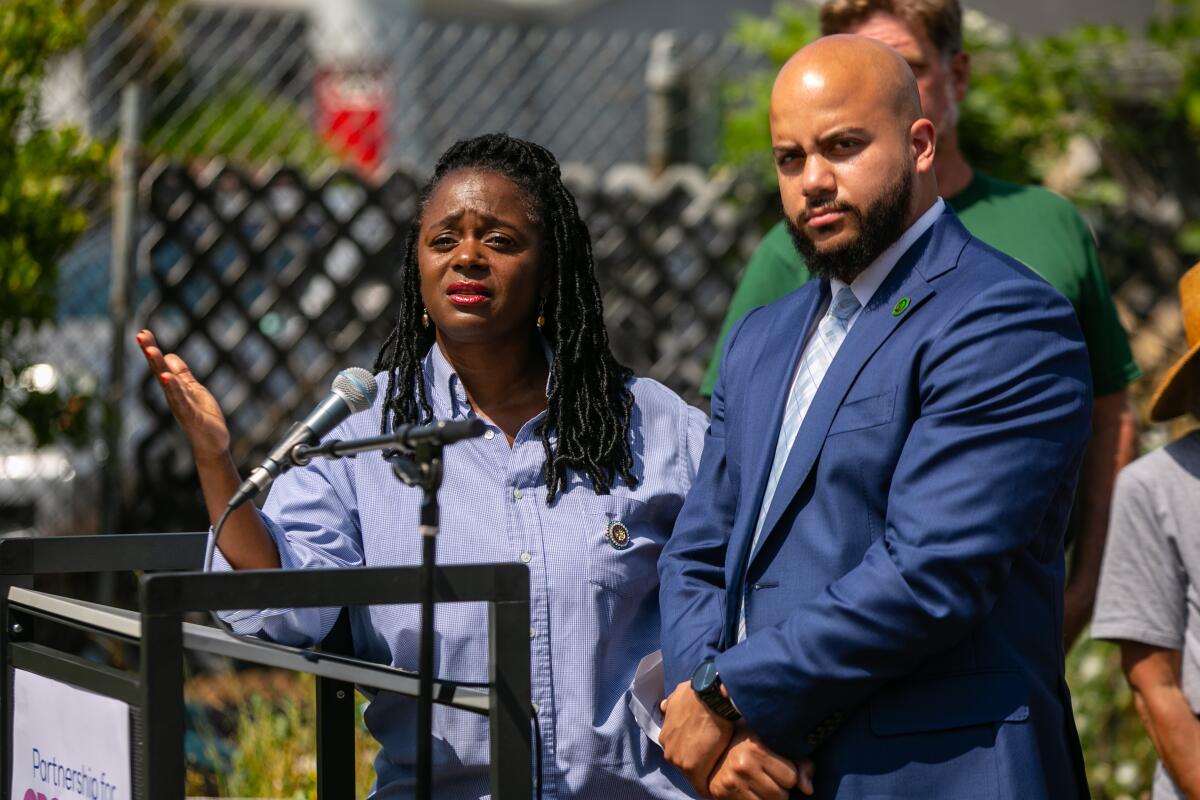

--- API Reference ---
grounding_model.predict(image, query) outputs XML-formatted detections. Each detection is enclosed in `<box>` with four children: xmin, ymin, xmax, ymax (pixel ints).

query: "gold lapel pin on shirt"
<box><xmin>606</xmin><ymin>519</ymin><xmax>632</xmax><ymax>550</ymax></box>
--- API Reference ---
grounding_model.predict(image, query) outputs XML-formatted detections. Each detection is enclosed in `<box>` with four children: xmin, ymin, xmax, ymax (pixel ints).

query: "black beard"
<box><xmin>785</xmin><ymin>167</ymin><xmax>913</xmax><ymax>285</ymax></box>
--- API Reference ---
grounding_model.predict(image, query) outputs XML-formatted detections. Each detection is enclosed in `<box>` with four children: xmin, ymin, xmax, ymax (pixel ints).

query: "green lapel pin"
<box><xmin>892</xmin><ymin>297</ymin><xmax>910</xmax><ymax>317</ymax></box>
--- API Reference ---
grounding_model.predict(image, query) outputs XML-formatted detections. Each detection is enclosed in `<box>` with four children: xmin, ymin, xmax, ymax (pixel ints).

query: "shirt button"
<box><xmin>512</xmin><ymin>488</ymin><xmax>523</xmax><ymax>500</ymax></box>
<box><xmin>484</xmin><ymin>430</ymin><xmax>496</xmax><ymax>440</ymax></box>
<box><xmin>529</xmin><ymin>627</ymin><xmax>536</xmax><ymax>639</ymax></box>
<box><xmin>520</xmin><ymin>551</ymin><xmax>532</xmax><ymax>563</ymax></box>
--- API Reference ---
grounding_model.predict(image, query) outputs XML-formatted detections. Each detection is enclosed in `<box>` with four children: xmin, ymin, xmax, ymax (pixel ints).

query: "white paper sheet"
<box><xmin>628</xmin><ymin>648</ymin><xmax>666</xmax><ymax>746</ymax></box>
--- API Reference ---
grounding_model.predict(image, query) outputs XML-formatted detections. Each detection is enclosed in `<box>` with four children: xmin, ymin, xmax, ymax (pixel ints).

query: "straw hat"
<box><xmin>1148</xmin><ymin>262</ymin><xmax>1200</xmax><ymax>422</ymax></box>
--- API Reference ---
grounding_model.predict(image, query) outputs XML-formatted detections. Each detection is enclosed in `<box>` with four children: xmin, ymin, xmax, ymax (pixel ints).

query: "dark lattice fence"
<box><xmin>132</xmin><ymin>161</ymin><xmax>777</xmax><ymax>530</ymax></box>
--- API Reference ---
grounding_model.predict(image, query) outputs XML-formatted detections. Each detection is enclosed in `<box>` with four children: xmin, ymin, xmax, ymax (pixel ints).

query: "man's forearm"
<box><xmin>1064</xmin><ymin>391</ymin><xmax>1137</xmax><ymax>647</ymax></box>
<box><xmin>1123</xmin><ymin>645</ymin><xmax>1200</xmax><ymax>796</ymax></box>
<box><xmin>1133</xmin><ymin>685</ymin><xmax>1200</xmax><ymax>796</ymax></box>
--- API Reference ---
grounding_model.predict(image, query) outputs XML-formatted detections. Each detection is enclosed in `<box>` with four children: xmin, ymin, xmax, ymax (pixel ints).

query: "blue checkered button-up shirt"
<box><xmin>213</xmin><ymin>344</ymin><xmax>706</xmax><ymax>799</ymax></box>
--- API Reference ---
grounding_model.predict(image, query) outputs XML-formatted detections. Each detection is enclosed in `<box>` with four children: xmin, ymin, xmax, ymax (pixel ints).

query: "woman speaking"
<box><xmin>138</xmin><ymin>134</ymin><xmax>705</xmax><ymax>798</ymax></box>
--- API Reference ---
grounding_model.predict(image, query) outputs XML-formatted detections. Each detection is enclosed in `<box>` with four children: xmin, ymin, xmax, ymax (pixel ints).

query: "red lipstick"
<box><xmin>447</xmin><ymin>280</ymin><xmax>492</xmax><ymax>306</ymax></box>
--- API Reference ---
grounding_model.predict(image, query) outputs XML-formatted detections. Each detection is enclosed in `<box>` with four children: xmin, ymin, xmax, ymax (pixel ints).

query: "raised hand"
<box><xmin>136</xmin><ymin>329</ymin><xmax>229</xmax><ymax>462</ymax></box>
<box><xmin>707</xmin><ymin>729</ymin><xmax>814</xmax><ymax>800</ymax></box>
<box><xmin>136</xmin><ymin>329</ymin><xmax>280</xmax><ymax>569</ymax></box>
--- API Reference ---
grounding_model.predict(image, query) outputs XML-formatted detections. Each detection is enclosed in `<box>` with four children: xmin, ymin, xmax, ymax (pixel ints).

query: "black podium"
<box><xmin>0</xmin><ymin>533</ymin><xmax>532</xmax><ymax>799</ymax></box>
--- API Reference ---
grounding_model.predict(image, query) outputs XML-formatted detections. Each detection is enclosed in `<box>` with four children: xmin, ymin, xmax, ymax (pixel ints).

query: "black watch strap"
<box><xmin>691</xmin><ymin>659</ymin><xmax>742</xmax><ymax>721</ymax></box>
<box><xmin>701</xmin><ymin>688</ymin><xmax>741</xmax><ymax>721</ymax></box>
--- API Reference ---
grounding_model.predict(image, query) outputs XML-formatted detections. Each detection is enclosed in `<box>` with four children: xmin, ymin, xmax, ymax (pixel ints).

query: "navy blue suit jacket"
<box><xmin>659</xmin><ymin>209</ymin><xmax>1093</xmax><ymax>798</ymax></box>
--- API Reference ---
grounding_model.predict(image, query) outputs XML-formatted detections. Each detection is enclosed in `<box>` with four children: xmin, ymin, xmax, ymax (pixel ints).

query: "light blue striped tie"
<box><xmin>737</xmin><ymin>286</ymin><xmax>861</xmax><ymax>642</ymax></box>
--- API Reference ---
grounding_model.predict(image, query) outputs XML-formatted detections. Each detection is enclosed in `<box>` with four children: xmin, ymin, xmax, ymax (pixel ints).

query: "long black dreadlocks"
<box><xmin>373</xmin><ymin>133</ymin><xmax>637</xmax><ymax>503</ymax></box>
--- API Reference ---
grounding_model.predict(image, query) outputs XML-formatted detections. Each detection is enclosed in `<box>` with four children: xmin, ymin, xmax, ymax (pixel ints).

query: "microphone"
<box><xmin>391</xmin><ymin>418</ymin><xmax>487</xmax><ymax>449</ymax></box>
<box><xmin>226</xmin><ymin>367</ymin><xmax>378</xmax><ymax>510</ymax></box>
<box><xmin>290</xmin><ymin>418</ymin><xmax>488</xmax><ymax>465</ymax></box>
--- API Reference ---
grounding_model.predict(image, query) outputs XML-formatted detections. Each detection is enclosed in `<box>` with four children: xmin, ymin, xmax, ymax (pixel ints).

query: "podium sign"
<box><xmin>8</xmin><ymin>670</ymin><xmax>130</xmax><ymax>800</ymax></box>
<box><xmin>1</xmin><ymin>534</ymin><xmax>530</xmax><ymax>799</ymax></box>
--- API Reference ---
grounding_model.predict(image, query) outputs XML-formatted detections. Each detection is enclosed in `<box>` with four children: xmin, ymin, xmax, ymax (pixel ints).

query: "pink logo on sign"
<box><xmin>24</xmin><ymin>789</ymin><xmax>56</xmax><ymax>800</ymax></box>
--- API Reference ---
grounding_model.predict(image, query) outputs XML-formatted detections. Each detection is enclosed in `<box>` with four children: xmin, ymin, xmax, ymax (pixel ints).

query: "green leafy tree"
<box><xmin>720</xmin><ymin>2</ymin><xmax>1200</xmax><ymax>219</ymax></box>
<box><xmin>0</xmin><ymin>0</ymin><xmax>107</xmax><ymax>445</ymax></box>
<box><xmin>1</xmin><ymin>0</ymin><xmax>328</xmax><ymax>448</ymax></box>
<box><xmin>718</xmin><ymin>3</ymin><xmax>1125</xmax><ymax>188</ymax></box>
<box><xmin>719</xmin><ymin>4</ymin><xmax>820</xmax><ymax>178</ymax></box>
<box><xmin>0</xmin><ymin>0</ymin><xmax>106</xmax><ymax>349</ymax></box>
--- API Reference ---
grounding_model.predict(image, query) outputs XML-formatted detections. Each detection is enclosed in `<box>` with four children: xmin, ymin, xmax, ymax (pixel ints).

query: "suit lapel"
<box><xmin>722</xmin><ymin>284</ymin><xmax>827</xmax><ymax>623</ymax></box>
<box><xmin>747</xmin><ymin>213</ymin><xmax>966</xmax><ymax>567</ymax></box>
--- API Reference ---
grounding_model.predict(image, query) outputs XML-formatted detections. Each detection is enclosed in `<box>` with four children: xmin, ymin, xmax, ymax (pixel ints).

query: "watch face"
<box><xmin>691</xmin><ymin>660</ymin><xmax>718</xmax><ymax>693</ymax></box>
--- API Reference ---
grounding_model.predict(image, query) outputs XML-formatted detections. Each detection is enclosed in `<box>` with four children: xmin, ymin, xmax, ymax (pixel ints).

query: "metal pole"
<box><xmin>489</xmin><ymin>590</ymin><xmax>532</xmax><ymax>799</ymax></box>
<box><xmin>645</xmin><ymin>31</ymin><xmax>688</xmax><ymax>175</ymax></box>
<box><xmin>141</xmin><ymin>611</ymin><xmax>184</xmax><ymax>799</ymax></box>
<box><xmin>102</xmin><ymin>83</ymin><xmax>144</xmax><ymax>544</ymax></box>
<box><xmin>417</xmin><ymin>475</ymin><xmax>439</xmax><ymax>800</ymax></box>
<box><xmin>390</xmin><ymin>442</ymin><xmax>448</xmax><ymax>800</ymax></box>
<box><xmin>315</xmin><ymin>610</ymin><xmax>357</xmax><ymax>799</ymax></box>
<box><xmin>2</xmin><ymin>578</ymin><xmax>33</xmax><ymax>800</ymax></box>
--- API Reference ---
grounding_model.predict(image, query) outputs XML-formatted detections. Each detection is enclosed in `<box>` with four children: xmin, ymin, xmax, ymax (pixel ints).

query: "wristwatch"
<box><xmin>690</xmin><ymin>659</ymin><xmax>741</xmax><ymax>721</ymax></box>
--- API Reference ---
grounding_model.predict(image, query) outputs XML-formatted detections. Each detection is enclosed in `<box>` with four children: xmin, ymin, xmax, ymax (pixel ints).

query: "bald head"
<box><xmin>767</xmin><ymin>33</ymin><xmax>938</xmax><ymax>284</ymax></box>
<box><xmin>773</xmin><ymin>34</ymin><xmax>923</xmax><ymax>127</ymax></box>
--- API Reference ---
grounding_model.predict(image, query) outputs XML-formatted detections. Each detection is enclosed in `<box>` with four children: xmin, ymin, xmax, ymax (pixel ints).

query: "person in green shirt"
<box><xmin>705</xmin><ymin>0</ymin><xmax>1140</xmax><ymax>650</ymax></box>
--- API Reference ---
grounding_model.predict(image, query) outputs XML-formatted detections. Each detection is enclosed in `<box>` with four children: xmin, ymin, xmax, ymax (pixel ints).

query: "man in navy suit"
<box><xmin>658</xmin><ymin>35</ymin><xmax>1093</xmax><ymax>799</ymax></box>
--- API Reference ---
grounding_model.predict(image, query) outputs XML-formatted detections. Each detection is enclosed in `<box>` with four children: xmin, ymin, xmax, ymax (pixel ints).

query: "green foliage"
<box><xmin>721</xmin><ymin>4</ymin><xmax>820</xmax><ymax>181</ymax></box>
<box><xmin>1149</xmin><ymin>0</ymin><xmax>1200</xmax><ymax>135</ymax></box>
<box><xmin>77</xmin><ymin>1</ymin><xmax>331</xmax><ymax>169</ymax></box>
<box><xmin>186</xmin><ymin>671</ymin><xmax>379</xmax><ymax>799</ymax></box>
<box><xmin>147</xmin><ymin>83</ymin><xmax>331</xmax><ymax>170</ymax></box>
<box><xmin>0</xmin><ymin>0</ymin><xmax>107</xmax><ymax>448</ymax></box>
<box><xmin>721</xmin><ymin>1</ymin><xmax>1200</xmax><ymax>224</ymax></box>
<box><xmin>955</xmin><ymin>20</ymin><xmax>1124</xmax><ymax>186</ymax></box>
<box><xmin>0</xmin><ymin>0</ymin><xmax>107</xmax><ymax>354</ymax></box>
<box><xmin>1</xmin><ymin>0</ymin><xmax>328</xmax><ymax>448</ymax></box>
<box><xmin>721</xmin><ymin>2</ymin><xmax>1109</xmax><ymax>185</ymax></box>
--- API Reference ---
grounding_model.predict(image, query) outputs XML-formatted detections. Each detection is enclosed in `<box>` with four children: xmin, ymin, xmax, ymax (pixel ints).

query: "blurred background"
<box><xmin>2</xmin><ymin>0</ymin><xmax>1197</xmax><ymax>796</ymax></box>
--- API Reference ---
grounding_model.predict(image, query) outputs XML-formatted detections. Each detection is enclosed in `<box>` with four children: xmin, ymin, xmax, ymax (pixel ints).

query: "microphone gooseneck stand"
<box><xmin>387</xmin><ymin>440</ymin><xmax>443</xmax><ymax>800</ymax></box>
<box><xmin>207</xmin><ymin>418</ymin><xmax>486</xmax><ymax>800</ymax></box>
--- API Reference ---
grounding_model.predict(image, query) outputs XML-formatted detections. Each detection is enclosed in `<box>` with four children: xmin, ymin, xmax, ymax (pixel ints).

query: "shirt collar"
<box><xmin>423</xmin><ymin>337</ymin><xmax>555</xmax><ymax>420</ymax></box>
<box><xmin>425</xmin><ymin>341</ymin><xmax>469</xmax><ymax>418</ymax></box>
<box><xmin>829</xmin><ymin>197</ymin><xmax>946</xmax><ymax>308</ymax></box>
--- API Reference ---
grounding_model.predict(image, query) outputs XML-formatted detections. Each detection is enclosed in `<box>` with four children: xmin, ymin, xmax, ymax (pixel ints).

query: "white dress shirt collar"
<box><xmin>828</xmin><ymin>197</ymin><xmax>946</xmax><ymax>326</ymax></box>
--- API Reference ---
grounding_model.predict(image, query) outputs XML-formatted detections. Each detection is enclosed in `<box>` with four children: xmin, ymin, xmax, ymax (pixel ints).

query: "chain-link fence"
<box><xmin>72</xmin><ymin>0</ymin><xmax>743</xmax><ymax>169</ymax></box>
<box><xmin>6</xmin><ymin>0</ymin><xmax>1192</xmax><ymax>538</ymax></box>
<box><xmin>8</xmin><ymin>0</ymin><xmax>764</xmax><ymax>535</ymax></box>
<box><xmin>131</xmin><ymin>160</ymin><xmax>775</xmax><ymax>529</ymax></box>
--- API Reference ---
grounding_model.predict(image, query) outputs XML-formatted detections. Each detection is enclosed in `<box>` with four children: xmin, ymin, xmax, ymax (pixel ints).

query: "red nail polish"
<box><xmin>159</xmin><ymin>374</ymin><xmax>169</xmax><ymax>385</ymax></box>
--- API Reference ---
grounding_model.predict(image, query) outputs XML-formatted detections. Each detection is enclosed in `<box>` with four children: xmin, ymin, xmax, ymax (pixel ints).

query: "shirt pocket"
<box><xmin>586</xmin><ymin>494</ymin><xmax>662</xmax><ymax>597</ymax></box>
